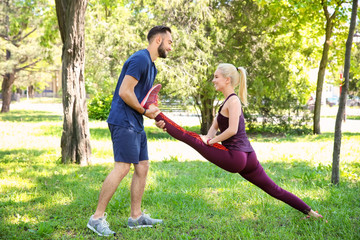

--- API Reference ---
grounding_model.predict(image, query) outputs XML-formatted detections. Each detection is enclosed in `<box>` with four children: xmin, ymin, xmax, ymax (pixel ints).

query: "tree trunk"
<box><xmin>332</xmin><ymin>0</ymin><xmax>358</xmax><ymax>185</ymax></box>
<box><xmin>200</xmin><ymin>95</ymin><xmax>214</xmax><ymax>135</ymax></box>
<box><xmin>1</xmin><ymin>8</ymin><xmax>13</xmax><ymax>113</ymax></box>
<box><xmin>1</xmin><ymin>72</ymin><xmax>15</xmax><ymax>113</ymax></box>
<box><xmin>55</xmin><ymin>0</ymin><xmax>91</xmax><ymax>165</ymax></box>
<box><xmin>28</xmin><ymin>85</ymin><xmax>35</xmax><ymax>98</ymax></box>
<box><xmin>313</xmin><ymin>13</ymin><xmax>334</xmax><ymax>134</ymax></box>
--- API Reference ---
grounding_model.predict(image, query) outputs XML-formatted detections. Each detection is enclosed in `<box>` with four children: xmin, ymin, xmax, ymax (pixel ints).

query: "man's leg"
<box><xmin>130</xmin><ymin>160</ymin><xmax>149</xmax><ymax>219</ymax></box>
<box><xmin>93</xmin><ymin>162</ymin><xmax>131</xmax><ymax>219</ymax></box>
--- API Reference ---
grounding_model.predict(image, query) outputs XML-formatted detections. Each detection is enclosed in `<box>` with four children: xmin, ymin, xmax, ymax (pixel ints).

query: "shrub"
<box><xmin>88</xmin><ymin>94</ymin><xmax>113</xmax><ymax>120</ymax></box>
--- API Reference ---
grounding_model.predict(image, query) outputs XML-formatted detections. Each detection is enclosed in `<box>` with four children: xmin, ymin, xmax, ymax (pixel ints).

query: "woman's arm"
<box><xmin>207</xmin><ymin>97</ymin><xmax>241</xmax><ymax>145</ymax></box>
<box><xmin>206</xmin><ymin>117</ymin><xmax>219</xmax><ymax>138</ymax></box>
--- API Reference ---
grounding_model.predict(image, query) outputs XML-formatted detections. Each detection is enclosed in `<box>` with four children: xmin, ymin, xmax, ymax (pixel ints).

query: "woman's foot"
<box><xmin>304</xmin><ymin>210</ymin><xmax>327</xmax><ymax>222</ymax></box>
<box><xmin>141</xmin><ymin>84</ymin><xmax>161</xmax><ymax>108</ymax></box>
<box><xmin>308</xmin><ymin>210</ymin><xmax>323</xmax><ymax>218</ymax></box>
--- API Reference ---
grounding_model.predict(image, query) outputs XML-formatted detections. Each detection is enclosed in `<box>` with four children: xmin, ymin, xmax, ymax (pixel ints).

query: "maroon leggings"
<box><xmin>155</xmin><ymin>113</ymin><xmax>311</xmax><ymax>214</ymax></box>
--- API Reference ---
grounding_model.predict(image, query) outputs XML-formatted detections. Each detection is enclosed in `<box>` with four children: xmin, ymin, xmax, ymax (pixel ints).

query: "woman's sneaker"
<box><xmin>128</xmin><ymin>213</ymin><xmax>163</xmax><ymax>228</ymax></box>
<box><xmin>141</xmin><ymin>84</ymin><xmax>162</xmax><ymax>109</ymax></box>
<box><xmin>87</xmin><ymin>213</ymin><xmax>116</xmax><ymax>236</ymax></box>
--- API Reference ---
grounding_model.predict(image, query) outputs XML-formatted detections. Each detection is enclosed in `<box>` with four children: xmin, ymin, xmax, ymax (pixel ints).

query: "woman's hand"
<box><xmin>200</xmin><ymin>135</ymin><xmax>212</xmax><ymax>145</ymax></box>
<box><xmin>155</xmin><ymin>120</ymin><xmax>167</xmax><ymax>132</ymax></box>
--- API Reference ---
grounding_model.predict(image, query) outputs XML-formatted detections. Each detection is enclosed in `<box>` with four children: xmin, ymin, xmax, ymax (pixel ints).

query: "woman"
<box><xmin>145</xmin><ymin>63</ymin><xmax>322</xmax><ymax>218</ymax></box>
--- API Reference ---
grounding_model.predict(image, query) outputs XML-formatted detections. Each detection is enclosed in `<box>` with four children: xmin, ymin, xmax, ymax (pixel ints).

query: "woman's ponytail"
<box><xmin>237</xmin><ymin>67</ymin><xmax>248</xmax><ymax>106</ymax></box>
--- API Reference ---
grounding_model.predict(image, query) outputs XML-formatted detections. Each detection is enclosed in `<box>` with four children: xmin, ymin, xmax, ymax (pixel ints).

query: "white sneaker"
<box><xmin>87</xmin><ymin>213</ymin><xmax>116</xmax><ymax>236</ymax></box>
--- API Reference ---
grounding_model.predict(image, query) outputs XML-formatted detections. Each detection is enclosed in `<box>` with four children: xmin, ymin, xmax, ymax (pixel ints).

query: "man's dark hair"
<box><xmin>147</xmin><ymin>26</ymin><xmax>171</xmax><ymax>42</ymax></box>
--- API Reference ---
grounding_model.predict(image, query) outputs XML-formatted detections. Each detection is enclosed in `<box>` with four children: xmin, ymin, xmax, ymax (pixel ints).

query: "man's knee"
<box><xmin>114</xmin><ymin>162</ymin><xmax>131</xmax><ymax>176</ymax></box>
<box><xmin>134</xmin><ymin>160</ymin><xmax>149</xmax><ymax>177</ymax></box>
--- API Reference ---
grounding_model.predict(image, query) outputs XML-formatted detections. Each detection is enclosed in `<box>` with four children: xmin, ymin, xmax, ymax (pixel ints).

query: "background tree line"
<box><xmin>84</xmin><ymin>0</ymin><xmax>359</xmax><ymax>134</ymax></box>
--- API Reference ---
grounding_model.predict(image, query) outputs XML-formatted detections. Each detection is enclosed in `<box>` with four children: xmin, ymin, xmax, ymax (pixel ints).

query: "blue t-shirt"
<box><xmin>107</xmin><ymin>49</ymin><xmax>157</xmax><ymax>132</ymax></box>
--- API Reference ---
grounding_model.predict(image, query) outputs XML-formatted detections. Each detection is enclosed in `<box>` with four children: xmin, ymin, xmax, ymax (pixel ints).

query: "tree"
<box><xmin>55</xmin><ymin>0</ymin><xmax>91</xmax><ymax>165</ymax></box>
<box><xmin>313</xmin><ymin>0</ymin><xmax>348</xmax><ymax>134</ymax></box>
<box><xmin>0</xmin><ymin>0</ymin><xmax>45</xmax><ymax>112</ymax></box>
<box><xmin>332</xmin><ymin>0</ymin><xmax>358</xmax><ymax>185</ymax></box>
<box><xmin>85</xmin><ymin>1</ymin><xmax>144</xmax><ymax>96</ymax></box>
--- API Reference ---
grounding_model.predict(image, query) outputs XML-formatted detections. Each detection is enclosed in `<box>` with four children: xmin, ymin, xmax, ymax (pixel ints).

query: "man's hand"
<box><xmin>155</xmin><ymin>120</ymin><xmax>167</xmax><ymax>132</ymax></box>
<box><xmin>144</xmin><ymin>106</ymin><xmax>159</xmax><ymax>119</ymax></box>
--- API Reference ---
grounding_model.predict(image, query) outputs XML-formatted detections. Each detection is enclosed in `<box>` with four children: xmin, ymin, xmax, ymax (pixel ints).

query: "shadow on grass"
<box><xmin>0</xmin><ymin>148</ymin><xmax>48</xmax><ymax>164</ymax></box>
<box><xmin>0</xmin><ymin>110</ymin><xmax>62</xmax><ymax>122</ymax></box>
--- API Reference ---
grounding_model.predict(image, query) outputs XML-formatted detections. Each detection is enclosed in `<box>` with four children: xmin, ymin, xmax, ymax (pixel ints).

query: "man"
<box><xmin>87</xmin><ymin>26</ymin><xmax>173</xmax><ymax>237</ymax></box>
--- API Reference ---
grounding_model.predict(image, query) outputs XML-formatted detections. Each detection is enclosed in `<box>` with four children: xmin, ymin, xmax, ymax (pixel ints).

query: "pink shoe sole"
<box><xmin>141</xmin><ymin>84</ymin><xmax>162</xmax><ymax>109</ymax></box>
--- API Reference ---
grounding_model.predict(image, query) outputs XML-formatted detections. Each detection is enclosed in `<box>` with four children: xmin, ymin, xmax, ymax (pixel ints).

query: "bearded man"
<box><xmin>87</xmin><ymin>26</ymin><xmax>173</xmax><ymax>237</ymax></box>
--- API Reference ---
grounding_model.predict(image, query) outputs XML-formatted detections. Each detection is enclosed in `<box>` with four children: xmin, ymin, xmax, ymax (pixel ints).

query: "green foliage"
<box><xmin>349</xmin><ymin>42</ymin><xmax>360</xmax><ymax>96</ymax></box>
<box><xmin>81</xmin><ymin>0</ymin><xmax>354</xmax><ymax>133</ymax></box>
<box><xmin>87</xmin><ymin>93</ymin><xmax>113</xmax><ymax>120</ymax></box>
<box><xmin>85</xmin><ymin>1</ymin><xmax>145</xmax><ymax>95</ymax></box>
<box><xmin>247</xmin><ymin>122</ymin><xmax>312</xmax><ymax>136</ymax></box>
<box><xmin>0</xmin><ymin>0</ymin><xmax>61</xmax><ymax>96</ymax></box>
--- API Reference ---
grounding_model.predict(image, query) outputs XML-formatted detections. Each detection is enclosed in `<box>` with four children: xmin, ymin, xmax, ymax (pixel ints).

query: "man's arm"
<box><xmin>119</xmin><ymin>75</ymin><xmax>158</xmax><ymax>119</ymax></box>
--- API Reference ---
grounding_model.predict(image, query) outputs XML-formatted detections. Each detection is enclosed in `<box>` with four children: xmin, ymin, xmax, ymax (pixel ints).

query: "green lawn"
<box><xmin>0</xmin><ymin>109</ymin><xmax>359</xmax><ymax>239</ymax></box>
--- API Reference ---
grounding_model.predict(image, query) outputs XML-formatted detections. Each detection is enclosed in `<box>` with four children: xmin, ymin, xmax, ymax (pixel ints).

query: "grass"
<box><xmin>0</xmin><ymin>107</ymin><xmax>360</xmax><ymax>239</ymax></box>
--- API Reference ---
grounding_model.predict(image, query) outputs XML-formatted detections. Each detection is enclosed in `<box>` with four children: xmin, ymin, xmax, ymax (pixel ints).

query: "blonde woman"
<box><xmin>144</xmin><ymin>63</ymin><xmax>322</xmax><ymax>219</ymax></box>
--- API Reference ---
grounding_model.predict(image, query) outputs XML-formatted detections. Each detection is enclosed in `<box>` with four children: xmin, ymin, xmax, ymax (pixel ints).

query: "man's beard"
<box><xmin>158</xmin><ymin>41</ymin><xmax>167</xmax><ymax>58</ymax></box>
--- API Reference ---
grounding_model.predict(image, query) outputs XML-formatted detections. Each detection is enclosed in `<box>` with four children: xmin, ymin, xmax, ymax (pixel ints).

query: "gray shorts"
<box><xmin>108</xmin><ymin>124</ymin><xmax>148</xmax><ymax>164</ymax></box>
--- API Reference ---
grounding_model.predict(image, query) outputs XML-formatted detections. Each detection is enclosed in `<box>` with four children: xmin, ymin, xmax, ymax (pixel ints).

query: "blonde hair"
<box><xmin>217</xmin><ymin>63</ymin><xmax>248</xmax><ymax>106</ymax></box>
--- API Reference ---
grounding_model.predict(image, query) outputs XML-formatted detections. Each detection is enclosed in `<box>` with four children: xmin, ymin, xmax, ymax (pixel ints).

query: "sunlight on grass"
<box><xmin>0</xmin><ymin>177</ymin><xmax>35</xmax><ymax>193</ymax></box>
<box><xmin>50</xmin><ymin>191</ymin><xmax>74</xmax><ymax>206</ymax></box>
<box><xmin>7</xmin><ymin>213</ymin><xmax>37</xmax><ymax>225</ymax></box>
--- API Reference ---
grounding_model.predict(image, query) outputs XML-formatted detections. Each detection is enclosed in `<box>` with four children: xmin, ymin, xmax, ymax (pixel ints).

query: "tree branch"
<box><xmin>0</xmin><ymin>33</ymin><xmax>10</xmax><ymax>40</ymax></box>
<box><xmin>15</xmin><ymin>59</ymin><xmax>41</xmax><ymax>72</ymax></box>
<box><xmin>16</xmin><ymin>28</ymin><xmax>37</xmax><ymax>42</ymax></box>
<box><xmin>12</xmin><ymin>30</ymin><xmax>23</xmax><ymax>42</ymax></box>
<box><xmin>322</xmin><ymin>0</ymin><xmax>330</xmax><ymax>21</ymax></box>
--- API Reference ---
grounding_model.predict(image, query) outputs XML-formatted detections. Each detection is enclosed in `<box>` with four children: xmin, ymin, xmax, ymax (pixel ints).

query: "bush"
<box><xmin>87</xmin><ymin>94</ymin><xmax>113</xmax><ymax>120</ymax></box>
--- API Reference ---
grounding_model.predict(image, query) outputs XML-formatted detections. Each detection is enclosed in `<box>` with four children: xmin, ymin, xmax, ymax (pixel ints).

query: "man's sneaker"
<box><xmin>128</xmin><ymin>213</ymin><xmax>163</xmax><ymax>229</ymax></box>
<box><xmin>87</xmin><ymin>213</ymin><xmax>116</xmax><ymax>237</ymax></box>
<box><xmin>140</xmin><ymin>84</ymin><xmax>162</xmax><ymax>109</ymax></box>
